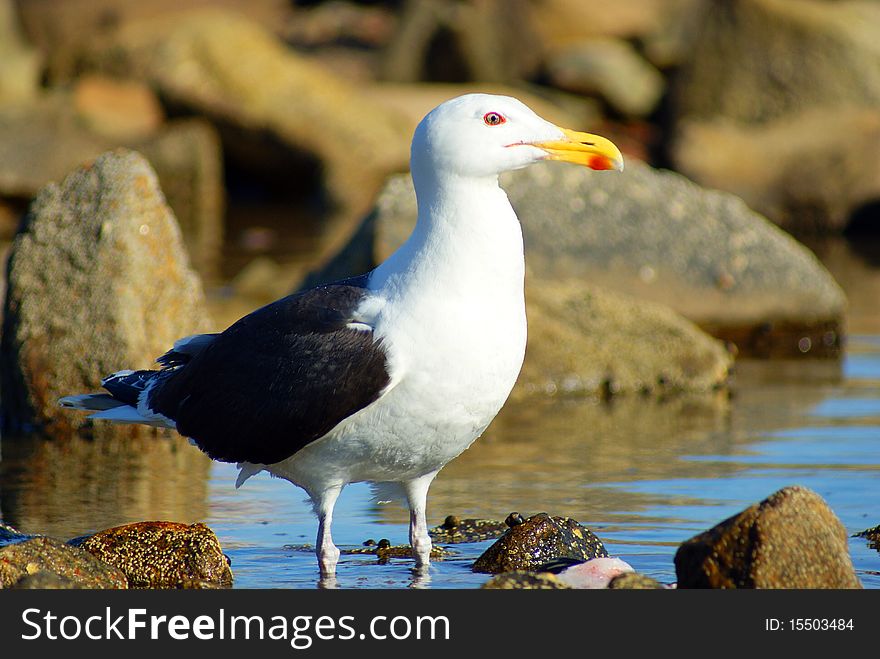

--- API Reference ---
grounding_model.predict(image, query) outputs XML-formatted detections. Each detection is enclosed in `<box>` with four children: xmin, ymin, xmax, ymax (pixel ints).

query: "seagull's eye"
<box><xmin>483</xmin><ymin>112</ymin><xmax>506</xmax><ymax>126</ymax></box>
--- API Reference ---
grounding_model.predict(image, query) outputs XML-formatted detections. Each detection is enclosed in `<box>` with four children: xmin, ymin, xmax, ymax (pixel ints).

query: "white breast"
<box><xmin>269</xmin><ymin>175</ymin><xmax>527</xmax><ymax>492</ymax></box>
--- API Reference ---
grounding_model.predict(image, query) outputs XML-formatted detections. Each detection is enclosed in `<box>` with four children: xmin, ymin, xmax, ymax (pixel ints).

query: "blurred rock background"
<box><xmin>1</xmin><ymin>0</ymin><xmax>878</xmax><ymax>416</ymax></box>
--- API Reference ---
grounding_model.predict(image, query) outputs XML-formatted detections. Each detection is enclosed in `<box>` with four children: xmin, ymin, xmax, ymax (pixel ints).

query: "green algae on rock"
<box><xmin>481</xmin><ymin>570</ymin><xmax>570</xmax><ymax>589</ymax></box>
<box><xmin>0</xmin><ymin>536</ymin><xmax>128</xmax><ymax>589</ymax></box>
<box><xmin>473</xmin><ymin>513</ymin><xmax>607</xmax><ymax>574</ymax></box>
<box><xmin>428</xmin><ymin>515</ymin><xmax>509</xmax><ymax>544</ymax></box>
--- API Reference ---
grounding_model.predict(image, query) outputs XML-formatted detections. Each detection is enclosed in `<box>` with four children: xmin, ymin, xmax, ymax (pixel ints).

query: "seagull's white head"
<box><xmin>410</xmin><ymin>93</ymin><xmax>624</xmax><ymax>182</ymax></box>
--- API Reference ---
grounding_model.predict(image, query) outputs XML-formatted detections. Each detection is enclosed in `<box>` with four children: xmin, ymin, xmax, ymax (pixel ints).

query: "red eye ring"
<box><xmin>483</xmin><ymin>112</ymin><xmax>506</xmax><ymax>126</ymax></box>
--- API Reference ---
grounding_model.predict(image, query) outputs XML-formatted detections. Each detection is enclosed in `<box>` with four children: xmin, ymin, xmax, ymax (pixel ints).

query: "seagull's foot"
<box><xmin>317</xmin><ymin>541</ymin><xmax>340</xmax><ymax>578</ymax></box>
<box><xmin>410</xmin><ymin>532</ymin><xmax>432</xmax><ymax>569</ymax></box>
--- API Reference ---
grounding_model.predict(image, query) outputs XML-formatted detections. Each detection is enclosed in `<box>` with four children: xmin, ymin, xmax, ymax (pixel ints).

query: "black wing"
<box><xmin>149</xmin><ymin>280</ymin><xmax>390</xmax><ymax>465</ymax></box>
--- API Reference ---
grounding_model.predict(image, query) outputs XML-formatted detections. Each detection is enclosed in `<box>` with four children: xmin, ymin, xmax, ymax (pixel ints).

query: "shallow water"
<box><xmin>1</xmin><ymin>238</ymin><xmax>879</xmax><ymax>588</ymax></box>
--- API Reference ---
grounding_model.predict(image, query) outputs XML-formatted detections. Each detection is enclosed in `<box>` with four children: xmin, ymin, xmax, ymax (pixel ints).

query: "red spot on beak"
<box><xmin>589</xmin><ymin>155</ymin><xmax>612</xmax><ymax>171</ymax></box>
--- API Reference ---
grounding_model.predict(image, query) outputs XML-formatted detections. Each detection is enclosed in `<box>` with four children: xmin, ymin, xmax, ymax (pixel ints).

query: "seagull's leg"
<box><xmin>403</xmin><ymin>471</ymin><xmax>438</xmax><ymax>569</ymax></box>
<box><xmin>313</xmin><ymin>484</ymin><xmax>343</xmax><ymax>577</ymax></box>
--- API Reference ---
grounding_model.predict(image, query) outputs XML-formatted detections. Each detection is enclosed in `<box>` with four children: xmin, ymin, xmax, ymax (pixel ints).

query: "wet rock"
<box><xmin>0</xmin><ymin>94</ymin><xmax>224</xmax><ymax>276</ymax></box>
<box><xmin>0</xmin><ymin>536</ymin><xmax>128</xmax><ymax>588</ymax></box>
<box><xmin>854</xmin><ymin>524</ymin><xmax>880</xmax><ymax>551</ymax></box>
<box><xmin>673</xmin><ymin>107</ymin><xmax>880</xmax><ymax>234</ymax></box>
<box><xmin>343</xmin><ymin>539</ymin><xmax>451</xmax><ymax>562</ymax></box>
<box><xmin>82</xmin><ymin>8</ymin><xmax>411</xmax><ymax>221</ymax></box>
<box><xmin>481</xmin><ymin>571</ymin><xmax>570</xmax><ymax>589</ymax></box>
<box><xmin>671</xmin><ymin>0</ymin><xmax>880</xmax><ymax>125</ymax></box>
<box><xmin>10</xmin><ymin>570</ymin><xmax>79</xmax><ymax>589</ymax></box>
<box><xmin>473</xmin><ymin>513</ymin><xmax>608</xmax><ymax>574</ymax></box>
<box><xmin>675</xmin><ymin>485</ymin><xmax>862</xmax><ymax>589</ymax></box>
<box><xmin>76</xmin><ymin>521</ymin><xmax>232</xmax><ymax>589</ymax></box>
<box><xmin>546</xmin><ymin>38</ymin><xmax>664</xmax><ymax>117</ymax></box>
<box><xmin>0</xmin><ymin>0</ymin><xmax>41</xmax><ymax>104</ymax></box>
<box><xmin>608</xmin><ymin>572</ymin><xmax>667</xmax><ymax>589</ymax></box>
<box><xmin>0</xmin><ymin>522</ymin><xmax>32</xmax><ymax>546</ymax></box>
<box><xmin>1</xmin><ymin>149</ymin><xmax>211</xmax><ymax>436</ymax></box>
<box><xmin>428</xmin><ymin>515</ymin><xmax>509</xmax><ymax>544</ymax></box>
<box><xmin>322</xmin><ymin>161</ymin><xmax>844</xmax><ymax>360</ymax></box>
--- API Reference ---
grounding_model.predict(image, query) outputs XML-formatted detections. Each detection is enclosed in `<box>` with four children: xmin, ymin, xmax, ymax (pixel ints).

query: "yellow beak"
<box><xmin>531</xmin><ymin>127</ymin><xmax>624</xmax><ymax>172</ymax></box>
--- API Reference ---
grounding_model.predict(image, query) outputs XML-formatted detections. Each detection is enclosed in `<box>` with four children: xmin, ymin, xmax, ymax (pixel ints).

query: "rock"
<box><xmin>0</xmin><ymin>0</ymin><xmax>41</xmax><ymax>104</ymax></box>
<box><xmin>520</xmin><ymin>281</ymin><xmax>730</xmax><ymax>398</ymax></box>
<box><xmin>0</xmin><ymin>536</ymin><xmax>128</xmax><ymax>588</ymax></box>
<box><xmin>481</xmin><ymin>571</ymin><xmax>570</xmax><ymax>589</ymax></box>
<box><xmin>73</xmin><ymin>74</ymin><xmax>164</xmax><ymax>141</ymax></box>
<box><xmin>671</xmin><ymin>0</ymin><xmax>880</xmax><ymax>125</ymax></box>
<box><xmin>0</xmin><ymin>522</ymin><xmax>31</xmax><ymax>546</ymax></box>
<box><xmin>380</xmin><ymin>0</ymin><xmax>541</xmax><ymax>84</ymax></box>
<box><xmin>854</xmin><ymin>524</ymin><xmax>879</xmax><ymax>551</ymax></box>
<box><xmin>673</xmin><ymin>107</ymin><xmax>880</xmax><ymax>234</ymax></box>
<box><xmin>675</xmin><ymin>485</ymin><xmax>862</xmax><ymax>589</ymax></box>
<box><xmin>428</xmin><ymin>515</ymin><xmax>509</xmax><ymax>544</ymax></box>
<box><xmin>326</xmin><ymin>161</ymin><xmax>845</xmax><ymax>359</ymax></box>
<box><xmin>75</xmin><ymin>521</ymin><xmax>232</xmax><ymax>589</ymax></box>
<box><xmin>0</xmin><ymin>149</ymin><xmax>212</xmax><ymax>436</ymax></box>
<box><xmin>527</xmin><ymin>0</ymin><xmax>681</xmax><ymax>45</ymax></box>
<box><xmin>10</xmin><ymin>570</ymin><xmax>79</xmax><ymax>589</ymax></box>
<box><xmin>82</xmin><ymin>8</ymin><xmax>411</xmax><ymax>222</ymax></box>
<box><xmin>16</xmin><ymin>0</ymin><xmax>292</xmax><ymax>81</ymax></box>
<box><xmin>136</xmin><ymin>119</ymin><xmax>225</xmax><ymax>280</ymax></box>
<box><xmin>342</xmin><ymin>539</ymin><xmax>451</xmax><ymax>562</ymax></box>
<box><xmin>473</xmin><ymin>513</ymin><xmax>608</xmax><ymax>574</ymax></box>
<box><xmin>0</xmin><ymin>94</ymin><xmax>225</xmax><ymax>276</ymax></box>
<box><xmin>608</xmin><ymin>572</ymin><xmax>667</xmax><ymax>589</ymax></box>
<box><xmin>546</xmin><ymin>38</ymin><xmax>665</xmax><ymax>117</ymax></box>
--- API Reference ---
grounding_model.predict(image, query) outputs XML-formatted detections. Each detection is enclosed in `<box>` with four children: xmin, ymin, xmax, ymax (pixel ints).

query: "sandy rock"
<box><xmin>0</xmin><ymin>94</ymin><xmax>224</xmax><ymax>276</ymax></box>
<box><xmin>521</xmin><ymin>280</ymin><xmax>730</xmax><ymax>398</ymax></box>
<box><xmin>0</xmin><ymin>536</ymin><xmax>128</xmax><ymax>588</ymax></box>
<box><xmin>76</xmin><ymin>521</ymin><xmax>232</xmax><ymax>589</ymax></box>
<box><xmin>15</xmin><ymin>0</ymin><xmax>292</xmax><ymax>81</ymax></box>
<box><xmin>137</xmin><ymin>119</ymin><xmax>225</xmax><ymax>280</ymax></box>
<box><xmin>674</xmin><ymin>108</ymin><xmax>880</xmax><ymax>234</ymax></box>
<box><xmin>546</xmin><ymin>38</ymin><xmax>664</xmax><ymax>117</ymax></box>
<box><xmin>672</xmin><ymin>0</ymin><xmax>880</xmax><ymax>124</ymax></box>
<box><xmin>527</xmin><ymin>0</ymin><xmax>682</xmax><ymax>46</ymax></box>
<box><xmin>73</xmin><ymin>74</ymin><xmax>164</xmax><ymax>141</ymax></box>
<box><xmin>0</xmin><ymin>149</ymin><xmax>211</xmax><ymax>436</ymax></box>
<box><xmin>481</xmin><ymin>571</ymin><xmax>570</xmax><ymax>589</ymax></box>
<box><xmin>0</xmin><ymin>0</ymin><xmax>41</xmax><ymax>104</ymax></box>
<box><xmin>83</xmin><ymin>8</ymin><xmax>411</xmax><ymax>221</ymax></box>
<box><xmin>380</xmin><ymin>0</ymin><xmax>541</xmax><ymax>84</ymax></box>
<box><xmin>473</xmin><ymin>513</ymin><xmax>608</xmax><ymax>574</ymax></box>
<box><xmin>675</xmin><ymin>485</ymin><xmax>862</xmax><ymax>589</ymax></box>
<box><xmin>608</xmin><ymin>572</ymin><xmax>667</xmax><ymax>589</ymax></box>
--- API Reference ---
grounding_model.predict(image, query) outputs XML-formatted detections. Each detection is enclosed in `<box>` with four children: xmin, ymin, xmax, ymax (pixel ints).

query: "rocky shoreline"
<box><xmin>1</xmin><ymin>485</ymin><xmax>872</xmax><ymax>589</ymax></box>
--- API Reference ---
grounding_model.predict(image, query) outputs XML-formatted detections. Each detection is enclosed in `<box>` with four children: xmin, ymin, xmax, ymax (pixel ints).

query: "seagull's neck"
<box><xmin>371</xmin><ymin>171</ymin><xmax>525</xmax><ymax>297</ymax></box>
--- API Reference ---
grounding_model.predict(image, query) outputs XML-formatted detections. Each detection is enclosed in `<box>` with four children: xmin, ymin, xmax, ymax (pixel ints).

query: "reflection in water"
<box><xmin>0</xmin><ymin>432</ymin><xmax>211</xmax><ymax>540</ymax></box>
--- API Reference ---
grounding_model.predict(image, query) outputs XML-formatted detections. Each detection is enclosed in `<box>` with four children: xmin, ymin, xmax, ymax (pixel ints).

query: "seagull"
<box><xmin>59</xmin><ymin>93</ymin><xmax>623</xmax><ymax>578</ymax></box>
